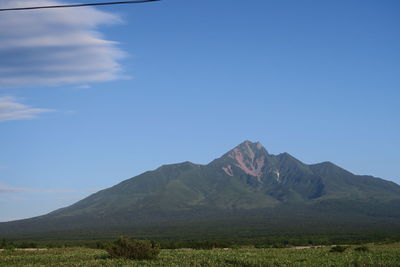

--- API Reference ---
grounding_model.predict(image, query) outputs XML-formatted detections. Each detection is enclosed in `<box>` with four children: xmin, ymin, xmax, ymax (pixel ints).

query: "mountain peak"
<box><xmin>237</xmin><ymin>140</ymin><xmax>265</xmax><ymax>151</ymax></box>
<box><xmin>223</xmin><ymin>140</ymin><xmax>268</xmax><ymax>177</ymax></box>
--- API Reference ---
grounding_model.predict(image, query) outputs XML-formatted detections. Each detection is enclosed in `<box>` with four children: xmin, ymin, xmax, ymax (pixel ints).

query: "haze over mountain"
<box><xmin>1</xmin><ymin>141</ymin><xmax>400</xmax><ymax>240</ymax></box>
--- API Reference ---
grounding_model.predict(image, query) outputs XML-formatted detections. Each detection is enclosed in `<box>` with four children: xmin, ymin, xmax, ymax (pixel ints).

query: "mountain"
<box><xmin>1</xmin><ymin>141</ymin><xmax>400</xmax><ymax>241</ymax></box>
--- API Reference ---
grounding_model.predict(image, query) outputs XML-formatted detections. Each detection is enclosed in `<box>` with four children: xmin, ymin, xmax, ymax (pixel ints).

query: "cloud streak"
<box><xmin>0</xmin><ymin>182</ymin><xmax>93</xmax><ymax>194</ymax></box>
<box><xmin>0</xmin><ymin>184</ymin><xmax>19</xmax><ymax>193</ymax></box>
<box><xmin>0</xmin><ymin>96</ymin><xmax>53</xmax><ymax>122</ymax></box>
<box><xmin>0</xmin><ymin>0</ymin><xmax>125</xmax><ymax>87</ymax></box>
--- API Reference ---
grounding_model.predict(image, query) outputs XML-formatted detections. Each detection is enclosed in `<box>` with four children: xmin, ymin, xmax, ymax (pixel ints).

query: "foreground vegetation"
<box><xmin>105</xmin><ymin>237</ymin><xmax>160</xmax><ymax>260</ymax></box>
<box><xmin>1</xmin><ymin>243</ymin><xmax>400</xmax><ymax>266</ymax></box>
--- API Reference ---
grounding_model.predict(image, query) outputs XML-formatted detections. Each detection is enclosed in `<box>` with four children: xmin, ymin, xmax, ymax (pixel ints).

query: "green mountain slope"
<box><xmin>1</xmin><ymin>141</ymin><xmax>399</xmax><ymax>240</ymax></box>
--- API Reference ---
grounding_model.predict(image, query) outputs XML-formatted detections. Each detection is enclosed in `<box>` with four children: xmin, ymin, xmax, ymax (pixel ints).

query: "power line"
<box><xmin>0</xmin><ymin>0</ymin><xmax>160</xmax><ymax>12</ymax></box>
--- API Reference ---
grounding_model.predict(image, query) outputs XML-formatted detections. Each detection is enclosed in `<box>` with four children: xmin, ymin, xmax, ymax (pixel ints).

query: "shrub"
<box><xmin>105</xmin><ymin>237</ymin><xmax>160</xmax><ymax>260</ymax></box>
<box><xmin>272</xmin><ymin>243</ymin><xmax>286</xmax><ymax>248</ymax></box>
<box><xmin>95</xmin><ymin>241</ymin><xmax>108</xmax><ymax>249</ymax></box>
<box><xmin>0</xmin><ymin>239</ymin><xmax>15</xmax><ymax>250</ymax></box>
<box><xmin>18</xmin><ymin>242</ymin><xmax>38</xmax><ymax>248</ymax></box>
<box><xmin>354</xmin><ymin>246</ymin><xmax>369</xmax><ymax>252</ymax></box>
<box><xmin>4</xmin><ymin>244</ymin><xmax>15</xmax><ymax>251</ymax></box>
<box><xmin>329</xmin><ymin>245</ymin><xmax>348</xmax><ymax>253</ymax></box>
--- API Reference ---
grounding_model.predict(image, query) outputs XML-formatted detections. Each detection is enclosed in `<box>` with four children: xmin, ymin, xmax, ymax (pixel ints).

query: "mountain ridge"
<box><xmin>1</xmin><ymin>140</ymin><xmax>399</xmax><ymax>240</ymax></box>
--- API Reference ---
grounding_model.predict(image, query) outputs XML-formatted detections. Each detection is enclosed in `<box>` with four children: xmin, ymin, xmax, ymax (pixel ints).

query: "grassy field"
<box><xmin>1</xmin><ymin>243</ymin><xmax>399</xmax><ymax>266</ymax></box>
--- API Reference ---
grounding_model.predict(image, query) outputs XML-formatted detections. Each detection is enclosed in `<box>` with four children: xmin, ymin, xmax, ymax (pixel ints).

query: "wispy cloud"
<box><xmin>0</xmin><ymin>182</ymin><xmax>94</xmax><ymax>194</ymax></box>
<box><xmin>76</xmin><ymin>85</ymin><xmax>91</xmax><ymax>89</ymax></box>
<box><xmin>0</xmin><ymin>0</ymin><xmax>125</xmax><ymax>87</ymax></box>
<box><xmin>0</xmin><ymin>96</ymin><xmax>53</xmax><ymax>122</ymax></box>
<box><xmin>0</xmin><ymin>183</ymin><xmax>19</xmax><ymax>193</ymax></box>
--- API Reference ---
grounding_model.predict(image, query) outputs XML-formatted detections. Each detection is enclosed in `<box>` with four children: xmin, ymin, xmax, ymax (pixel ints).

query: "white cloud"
<box><xmin>0</xmin><ymin>0</ymin><xmax>125</xmax><ymax>87</ymax></box>
<box><xmin>0</xmin><ymin>96</ymin><xmax>53</xmax><ymax>122</ymax></box>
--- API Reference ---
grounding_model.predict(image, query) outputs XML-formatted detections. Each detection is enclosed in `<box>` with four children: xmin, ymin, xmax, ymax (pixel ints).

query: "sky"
<box><xmin>0</xmin><ymin>0</ymin><xmax>399</xmax><ymax>222</ymax></box>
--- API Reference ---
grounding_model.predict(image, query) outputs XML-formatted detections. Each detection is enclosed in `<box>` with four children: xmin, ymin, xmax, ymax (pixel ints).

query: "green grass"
<box><xmin>1</xmin><ymin>243</ymin><xmax>400</xmax><ymax>266</ymax></box>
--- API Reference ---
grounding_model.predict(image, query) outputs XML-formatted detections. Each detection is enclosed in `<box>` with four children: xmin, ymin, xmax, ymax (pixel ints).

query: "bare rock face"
<box><xmin>226</xmin><ymin>141</ymin><xmax>265</xmax><ymax>177</ymax></box>
<box><xmin>220</xmin><ymin>140</ymin><xmax>269</xmax><ymax>178</ymax></box>
<box><xmin>218</xmin><ymin>141</ymin><xmax>283</xmax><ymax>185</ymax></box>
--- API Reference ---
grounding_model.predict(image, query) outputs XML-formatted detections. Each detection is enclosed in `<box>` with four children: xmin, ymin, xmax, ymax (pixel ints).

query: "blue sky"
<box><xmin>0</xmin><ymin>0</ymin><xmax>399</xmax><ymax>222</ymax></box>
